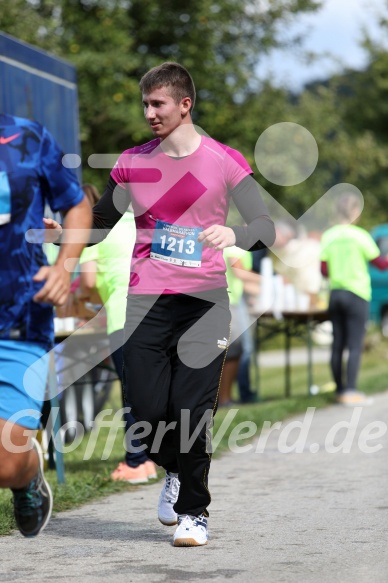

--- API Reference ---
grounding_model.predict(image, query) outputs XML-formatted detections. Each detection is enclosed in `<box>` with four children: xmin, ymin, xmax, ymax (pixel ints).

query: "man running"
<box><xmin>91</xmin><ymin>62</ymin><xmax>275</xmax><ymax>546</ymax></box>
<box><xmin>0</xmin><ymin>113</ymin><xmax>91</xmax><ymax>536</ymax></box>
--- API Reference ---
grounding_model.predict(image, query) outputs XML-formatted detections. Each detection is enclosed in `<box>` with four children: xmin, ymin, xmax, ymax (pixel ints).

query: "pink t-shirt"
<box><xmin>111</xmin><ymin>135</ymin><xmax>252</xmax><ymax>295</ymax></box>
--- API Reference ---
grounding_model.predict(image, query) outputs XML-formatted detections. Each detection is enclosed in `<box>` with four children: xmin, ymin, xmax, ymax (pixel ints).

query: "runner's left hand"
<box><xmin>198</xmin><ymin>225</ymin><xmax>236</xmax><ymax>250</ymax></box>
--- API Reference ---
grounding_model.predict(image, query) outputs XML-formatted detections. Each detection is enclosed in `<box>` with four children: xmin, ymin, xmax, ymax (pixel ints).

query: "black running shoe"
<box><xmin>12</xmin><ymin>438</ymin><xmax>53</xmax><ymax>537</ymax></box>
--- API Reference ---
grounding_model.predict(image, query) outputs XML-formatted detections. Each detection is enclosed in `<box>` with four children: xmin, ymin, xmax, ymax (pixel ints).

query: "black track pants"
<box><xmin>328</xmin><ymin>289</ymin><xmax>369</xmax><ymax>393</ymax></box>
<box><xmin>122</xmin><ymin>288</ymin><xmax>230</xmax><ymax>517</ymax></box>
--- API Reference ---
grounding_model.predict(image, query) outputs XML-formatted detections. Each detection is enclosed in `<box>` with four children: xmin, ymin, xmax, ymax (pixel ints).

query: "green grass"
<box><xmin>1</xmin><ymin>331</ymin><xmax>387</xmax><ymax>536</ymax></box>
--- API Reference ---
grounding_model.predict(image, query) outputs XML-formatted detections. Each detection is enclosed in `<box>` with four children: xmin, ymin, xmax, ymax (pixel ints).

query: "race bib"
<box><xmin>150</xmin><ymin>219</ymin><xmax>203</xmax><ymax>267</ymax></box>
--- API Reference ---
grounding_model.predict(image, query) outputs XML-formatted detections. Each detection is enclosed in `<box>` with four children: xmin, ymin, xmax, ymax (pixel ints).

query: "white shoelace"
<box><xmin>165</xmin><ymin>474</ymin><xmax>180</xmax><ymax>503</ymax></box>
<box><xmin>179</xmin><ymin>515</ymin><xmax>194</xmax><ymax>529</ymax></box>
<box><xmin>178</xmin><ymin>514</ymin><xmax>207</xmax><ymax>529</ymax></box>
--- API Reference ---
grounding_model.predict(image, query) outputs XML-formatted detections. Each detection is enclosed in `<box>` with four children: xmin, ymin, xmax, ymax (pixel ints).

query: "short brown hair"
<box><xmin>336</xmin><ymin>192</ymin><xmax>362</xmax><ymax>221</ymax></box>
<box><xmin>139</xmin><ymin>62</ymin><xmax>196</xmax><ymax>112</ymax></box>
<box><xmin>82</xmin><ymin>183</ymin><xmax>100</xmax><ymax>207</ymax></box>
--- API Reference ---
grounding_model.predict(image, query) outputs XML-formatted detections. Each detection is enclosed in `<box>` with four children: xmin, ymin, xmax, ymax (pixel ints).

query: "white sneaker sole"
<box><xmin>159</xmin><ymin>516</ymin><xmax>178</xmax><ymax>526</ymax></box>
<box><xmin>173</xmin><ymin>537</ymin><xmax>208</xmax><ymax>547</ymax></box>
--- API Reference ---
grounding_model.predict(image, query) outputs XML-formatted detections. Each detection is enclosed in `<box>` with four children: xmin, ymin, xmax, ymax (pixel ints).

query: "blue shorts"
<box><xmin>0</xmin><ymin>340</ymin><xmax>49</xmax><ymax>429</ymax></box>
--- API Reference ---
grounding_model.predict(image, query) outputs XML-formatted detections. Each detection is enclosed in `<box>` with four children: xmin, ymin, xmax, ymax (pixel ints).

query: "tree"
<box><xmin>280</xmin><ymin>82</ymin><xmax>387</xmax><ymax>228</ymax></box>
<box><xmin>126</xmin><ymin>0</ymin><xmax>321</xmax><ymax>138</ymax></box>
<box><xmin>0</xmin><ymin>0</ymin><xmax>321</xmax><ymax>188</ymax></box>
<box><xmin>323</xmin><ymin>5</ymin><xmax>388</xmax><ymax>226</ymax></box>
<box><xmin>0</xmin><ymin>0</ymin><xmax>62</xmax><ymax>53</ymax></box>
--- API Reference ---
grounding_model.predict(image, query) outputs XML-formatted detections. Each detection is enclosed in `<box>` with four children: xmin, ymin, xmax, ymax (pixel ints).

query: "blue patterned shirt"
<box><xmin>0</xmin><ymin>113</ymin><xmax>84</xmax><ymax>348</ymax></box>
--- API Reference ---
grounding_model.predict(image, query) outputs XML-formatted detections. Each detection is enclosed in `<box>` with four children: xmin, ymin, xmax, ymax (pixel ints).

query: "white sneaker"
<box><xmin>158</xmin><ymin>472</ymin><xmax>180</xmax><ymax>526</ymax></box>
<box><xmin>173</xmin><ymin>514</ymin><xmax>208</xmax><ymax>547</ymax></box>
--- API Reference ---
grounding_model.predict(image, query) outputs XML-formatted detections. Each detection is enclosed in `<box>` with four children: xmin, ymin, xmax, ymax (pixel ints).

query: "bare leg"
<box><xmin>218</xmin><ymin>358</ymin><xmax>240</xmax><ymax>405</ymax></box>
<box><xmin>0</xmin><ymin>418</ymin><xmax>38</xmax><ymax>489</ymax></box>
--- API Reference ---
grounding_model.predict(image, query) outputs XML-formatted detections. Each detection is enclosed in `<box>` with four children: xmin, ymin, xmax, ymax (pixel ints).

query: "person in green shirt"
<box><xmin>320</xmin><ymin>192</ymin><xmax>388</xmax><ymax>405</ymax></box>
<box><xmin>77</xmin><ymin>192</ymin><xmax>157</xmax><ymax>483</ymax></box>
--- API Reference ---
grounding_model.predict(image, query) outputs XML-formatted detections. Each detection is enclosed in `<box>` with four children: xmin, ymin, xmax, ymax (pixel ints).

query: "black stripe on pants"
<box><xmin>122</xmin><ymin>288</ymin><xmax>230</xmax><ymax>517</ymax></box>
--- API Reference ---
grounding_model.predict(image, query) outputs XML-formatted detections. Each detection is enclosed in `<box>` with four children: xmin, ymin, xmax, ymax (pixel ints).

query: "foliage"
<box><xmin>339</xmin><ymin>32</ymin><xmax>388</xmax><ymax>225</ymax></box>
<box><xmin>286</xmin><ymin>2</ymin><xmax>388</xmax><ymax>228</ymax></box>
<box><xmin>1</xmin><ymin>0</ymin><xmax>388</xmax><ymax>222</ymax></box>
<box><xmin>0</xmin><ymin>0</ymin><xmax>320</xmax><ymax>189</ymax></box>
<box><xmin>126</xmin><ymin>0</ymin><xmax>320</xmax><ymax>135</ymax></box>
<box><xmin>270</xmin><ymin>82</ymin><xmax>388</xmax><ymax>228</ymax></box>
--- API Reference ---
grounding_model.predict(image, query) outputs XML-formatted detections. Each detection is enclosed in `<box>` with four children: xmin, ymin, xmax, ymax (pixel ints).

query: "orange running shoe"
<box><xmin>110</xmin><ymin>462</ymin><xmax>148</xmax><ymax>484</ymax></box>
<box><xmin>336</xmin><ymin>391</ymin><xmax>373</xmax><ymax>406</ymax></box>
